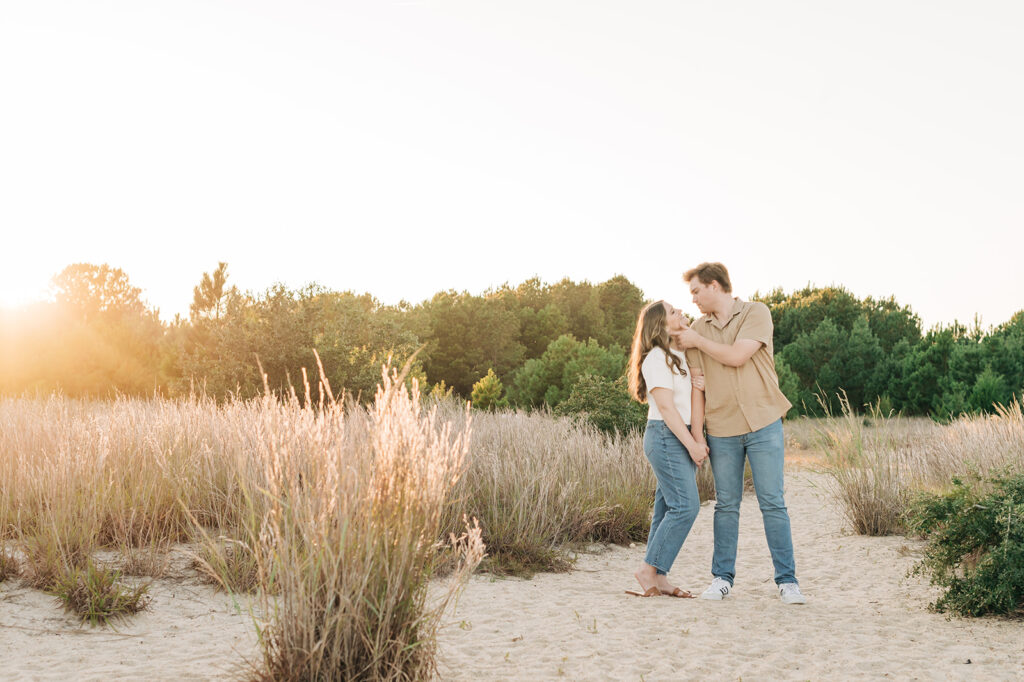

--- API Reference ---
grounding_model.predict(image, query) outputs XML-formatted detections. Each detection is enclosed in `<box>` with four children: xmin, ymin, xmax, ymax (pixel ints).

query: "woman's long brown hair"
<box><xmin>628</xmin><ymin>300</ymin><xmax>686</xmax><ymax>403</ymax></box>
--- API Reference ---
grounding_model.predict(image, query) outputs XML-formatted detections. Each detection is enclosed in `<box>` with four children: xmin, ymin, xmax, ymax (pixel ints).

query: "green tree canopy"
<box><xmin>754</xmin><ymin>285</ymin><xmax>920</xmax><ymax>353</ymax></box>
<box><xmin>507</xmin><ymin>334</ymin><xmax>626</xmax><ymax>408</ymax></box>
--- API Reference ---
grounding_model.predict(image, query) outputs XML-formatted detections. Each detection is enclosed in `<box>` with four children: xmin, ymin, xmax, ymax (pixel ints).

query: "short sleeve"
<box><xmin>642</xmin><ymin>349</ymin><xmax>674</xmax><ymax>392</ymax></box>
<box><xmin>737</xmin><ymin>302</ymin><xmax>773</xmax><ymax>347</ymax></box>
<box><xmin>684</xmin><ymin>347</ymin><xmax>703</xmax><ymax>371</ymax></box>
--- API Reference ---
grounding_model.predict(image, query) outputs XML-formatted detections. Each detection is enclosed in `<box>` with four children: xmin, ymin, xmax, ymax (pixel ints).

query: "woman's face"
<box><xmin>663</xmin><ymin>302</ymin><xmax>689</xmax><ymax>333</ymax></box>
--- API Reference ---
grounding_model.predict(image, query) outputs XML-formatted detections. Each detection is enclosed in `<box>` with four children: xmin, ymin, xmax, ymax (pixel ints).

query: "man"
<box><xmin>675</xmin><ymin>262</ymin><xmax>805</xmax><ymax>605</ymax></box>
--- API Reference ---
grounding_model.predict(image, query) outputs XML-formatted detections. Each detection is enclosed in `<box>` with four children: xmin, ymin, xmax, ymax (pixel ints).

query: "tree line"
<box><xmin>1</xmin><ymin>263</ymin><xmax>1021</xmax><ymax>424</ymax></box>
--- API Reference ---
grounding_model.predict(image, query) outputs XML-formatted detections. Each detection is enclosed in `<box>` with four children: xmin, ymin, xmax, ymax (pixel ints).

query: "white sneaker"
<box><xmin>779</xmin><ymin>582</ymin><xmax>806</xmax><ymax>604</ymax></box>
<box><xmin>700</xmin><ymin>577</ymin><xmax>731</xmax><ymax>600</ymax></box>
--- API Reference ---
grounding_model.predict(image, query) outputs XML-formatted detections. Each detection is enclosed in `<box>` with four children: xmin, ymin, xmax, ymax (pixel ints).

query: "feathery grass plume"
<box><xmin>227</xmin><ymin>362</ymin><xmax>485</xmax><ymax>681</ymax></box>
<box><xmin>815</xmin><ymin>393</ymin><xmax>921</xmax><ymax>535</ymax></box>
<box><xmin>50</xmin><ymin>559</ymin><xmax>150</xmax><ymax>625</ymax></box>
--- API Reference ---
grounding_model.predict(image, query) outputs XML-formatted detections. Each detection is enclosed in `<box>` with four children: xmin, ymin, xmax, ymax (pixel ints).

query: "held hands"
<box><xmin>687</xmin><ymin>440</ymin><xmax>710</xmax><ymax>467</ymax></box>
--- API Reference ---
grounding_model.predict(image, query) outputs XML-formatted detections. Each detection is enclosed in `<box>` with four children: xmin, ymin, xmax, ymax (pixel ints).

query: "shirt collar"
<box><xmin>707</xmin><ymin>297</ymin><xmax>744</xmax><ymax>330</ymax></box>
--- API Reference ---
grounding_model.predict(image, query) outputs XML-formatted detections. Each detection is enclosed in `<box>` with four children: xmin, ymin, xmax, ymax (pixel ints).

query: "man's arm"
<box><xmin>690</xmin><ymin>380</ymin><xmax>706</xmax><ymax>446</ymax></box>
<box><xmin>677</xmin><ymin>329</ymin><xmax>761</xmax><ymax>367</ymax></box>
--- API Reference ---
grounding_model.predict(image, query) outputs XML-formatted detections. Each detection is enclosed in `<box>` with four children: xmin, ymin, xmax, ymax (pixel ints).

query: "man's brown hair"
<box><xmin>683</xmin><ymin>262</ymin><xmax>732</xmax><ymax>293</ymax></box>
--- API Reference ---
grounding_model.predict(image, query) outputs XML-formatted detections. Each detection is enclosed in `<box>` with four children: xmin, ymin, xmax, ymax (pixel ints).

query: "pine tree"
<box><xmin>471</xmin><ymin>369</ymin><xmax>507</xmax><ymax>410</ymax></box>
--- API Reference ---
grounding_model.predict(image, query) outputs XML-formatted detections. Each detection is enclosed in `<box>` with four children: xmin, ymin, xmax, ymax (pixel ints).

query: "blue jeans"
<box><xmin>707</xmin><ymin>419</ymin><xmax>797</xmax><ymax>586</ymax></box>
<box><xmin>643</xmin><ymin>420</ymin><xmax>700</xmax><ymax>574</ymax></box>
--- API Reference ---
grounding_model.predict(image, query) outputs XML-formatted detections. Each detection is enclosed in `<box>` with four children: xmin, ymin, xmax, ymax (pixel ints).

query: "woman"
<box><xmin>625</xmin><ymin>300</ymin><xmax>708</xmax><ymax>598</ymax></box>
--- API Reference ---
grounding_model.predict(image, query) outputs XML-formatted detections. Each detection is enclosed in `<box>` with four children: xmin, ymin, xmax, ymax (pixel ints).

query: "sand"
<box><xmin>435</xmin><ymin>471</ymin><xmax>1024</xmax><ymax>681</ymax></box>
<box><xmin>3</xmin><ymin>470</ymin><xmax>1022</xmax><ymax>680</ymax></box>
<box><xmin>0</xmin><ymin>552</ymin><xmax>259</xmax><ymax>681</ymax></box>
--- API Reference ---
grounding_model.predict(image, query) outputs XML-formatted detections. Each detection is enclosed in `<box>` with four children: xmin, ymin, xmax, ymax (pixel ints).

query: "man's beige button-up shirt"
<box><xmin>685</xmin><ymin>298</ymin><xmax>792</xmax><ymax>438</ymax></box>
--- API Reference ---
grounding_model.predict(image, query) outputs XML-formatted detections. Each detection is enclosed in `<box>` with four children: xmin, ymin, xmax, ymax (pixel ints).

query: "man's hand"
<box><xmin>673</xmin><ymin>329</ymin><xmax>702</xmax><ymax>350</ymax></box>
<box><xmin>686</xmin><ymin>440</ymin><xmax>709</xmax><ymax>467</ymax></box>
<box><xmin>691</xmin><ymin>434</ymin><xmax>709</xmax><ymax>461</ymax></box>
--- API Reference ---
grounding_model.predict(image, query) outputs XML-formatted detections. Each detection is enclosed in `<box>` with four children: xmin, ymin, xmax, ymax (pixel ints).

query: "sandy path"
<box><xmin>436</xmin><ymin>471</ymin><xmax>1024</xmax><ymax>681</ymax></box>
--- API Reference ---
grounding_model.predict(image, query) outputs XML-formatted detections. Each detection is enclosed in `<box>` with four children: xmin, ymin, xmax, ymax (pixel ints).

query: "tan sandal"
<box><xmin>624</xmin><ymin>586</ymin><xmax>661</xmax><ymax>597</ymax></box>
<box><xmin>661</xmin><ymin>587</ymin><xmax>695</xmax><ymax>598</ymax></box>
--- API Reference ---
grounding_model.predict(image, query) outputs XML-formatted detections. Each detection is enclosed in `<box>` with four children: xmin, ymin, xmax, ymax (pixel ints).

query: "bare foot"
<box><xmin>655</xmin><ymin>575</ymin><xmax>678</xmax><ymax>594</ymax></box>
<box><xmin>633</xmin><ymin>568</ymin><xmax>659</xmax><ymax>594</ymax></box>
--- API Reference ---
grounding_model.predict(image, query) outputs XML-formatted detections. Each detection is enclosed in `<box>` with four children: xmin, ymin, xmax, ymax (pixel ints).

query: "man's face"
<box><xmin>688</xmin><ymin>279</ymin><xmax>715</xmax><ymax>314</ymax></box>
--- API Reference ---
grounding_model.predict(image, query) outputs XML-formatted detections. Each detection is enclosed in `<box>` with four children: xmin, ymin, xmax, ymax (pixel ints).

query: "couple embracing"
<box><xmin>625</xmin><ymin>262</ymin><xmax>805</xmax><ymax>605</ymax></box>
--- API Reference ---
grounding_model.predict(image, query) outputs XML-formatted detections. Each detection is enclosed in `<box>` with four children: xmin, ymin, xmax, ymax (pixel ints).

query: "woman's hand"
<box><xmin>687</xmin><ymin>440</ymin><xmax>709</xmax><ymax>467</ymax></box>
<box><xmin>691</xmin><ymin>369</ymin><xmax>705</xmax><ymax>391</ymax></box>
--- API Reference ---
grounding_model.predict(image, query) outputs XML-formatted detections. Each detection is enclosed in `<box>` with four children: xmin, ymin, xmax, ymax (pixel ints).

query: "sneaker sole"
<box><xmin>781</xmin><ymin>596</ymin><xmax>806</xmax><ymax>604</ymax></box>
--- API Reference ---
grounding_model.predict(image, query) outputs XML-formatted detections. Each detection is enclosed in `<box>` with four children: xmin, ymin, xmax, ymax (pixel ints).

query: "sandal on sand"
<box><xmin>661</xmin><ymin>587</ymin><xmax>695</xmax><ymax>598</ymax></box>
<box><xmin>624</xmin><ymin>586</ymin><xmax>661</xmax><ymax>597</ymax></box>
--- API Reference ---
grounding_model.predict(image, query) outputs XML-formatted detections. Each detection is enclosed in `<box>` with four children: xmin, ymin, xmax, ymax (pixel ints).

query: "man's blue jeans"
<box><xmin>707</xmin><ymin>419</ymin><xmax>797</xmax><ymax>586</ymax></box>
<box><xmin>643</xmin><ymin>420</ymin><xmax>700</xmax><ymax>575</ymax></box>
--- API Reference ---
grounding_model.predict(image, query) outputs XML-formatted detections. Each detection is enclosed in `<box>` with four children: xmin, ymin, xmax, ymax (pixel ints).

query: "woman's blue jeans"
<box><xmin>707</xmin><ymin>418</ymin><xmax>797</xmax><ymax>586</ymax></box>
<box><xmin>643</xmin><ymin>420</ymin><xmax>700</xmax><ymax>575</ymax></box>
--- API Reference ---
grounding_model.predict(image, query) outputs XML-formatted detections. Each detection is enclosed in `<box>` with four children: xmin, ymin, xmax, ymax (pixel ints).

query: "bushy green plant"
<box><xmin>970</xmin><ymin>366</ymin><xmax>1012</xmax><ymax>414</ymax></box>
<box><xmin>554</xmin><ymin>374</ymin><xmax>646</xmax><ymax>436</ymax></box>
<box><xmin>909</xmin><ymin>471</ymin><xmax>1024</xmax><ymax>617</ymax></box>
<box><xmin>470</xmin><ymin>368</ymin><xmax>508</xmax><ymax>411</ymax></box>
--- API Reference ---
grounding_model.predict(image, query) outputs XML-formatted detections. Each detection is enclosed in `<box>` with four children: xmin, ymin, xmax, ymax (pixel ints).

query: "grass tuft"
<box><xmin>190</xmin><ymin>536</ymin><xmax>261</xmax><ymax>593</ymax></box>
<box><xmin>0</xmin><ymin>548</ymin><xmax>18</xmax><ymax>582</ymax></box>
<box><xmin>20</xmin><ymin>531</ymin><xmax>93</xmax><ymax>591</ymax></box>
<box><xmin>50</xmin><ymin>560</ymin><xmax>150</xmax><ymax>625</ymax></box>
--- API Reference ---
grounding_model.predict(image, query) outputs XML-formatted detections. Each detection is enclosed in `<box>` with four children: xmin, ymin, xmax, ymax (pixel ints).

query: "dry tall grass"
<box><xmin>436</xmin><ymin>405</ymin><xmax>656</xmax><ymax>574</ymax></box>
<box><xmin>429</xmin><ymin>401</ymin><xmax>727</xmax><ymax>575</ymax></box>
<box><xmin>233</xmin><ymin>370</ymin><xmax>484</xmax><ymax>680</ymax></box>
<box><xmin>814</xmin><ymin>399</ymin><xmax>1024</xmax><ymax>535</ymax></box>
<box><xmin>0</xmin><ymin>372</ymin><xmax>719</xmax><ymax>673</ymax></box>
<box><xmin>0</xmin><ymin>367</ymin><xmax>484</xmax><ymax>679</ymax></box>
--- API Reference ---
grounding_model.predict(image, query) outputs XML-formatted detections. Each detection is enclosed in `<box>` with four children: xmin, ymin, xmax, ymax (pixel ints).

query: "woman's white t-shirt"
<box><xmin>641</xmin><ymin>347</ymin><xmax>693</xmax><ymax>424</ymax></box>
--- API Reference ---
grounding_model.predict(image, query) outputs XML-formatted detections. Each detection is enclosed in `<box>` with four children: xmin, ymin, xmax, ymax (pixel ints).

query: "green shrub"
<box><xmin>909</xmin><ymin>471</ymin><xmax>1024</xmax><ymax>617</ymax></box>
<box><xmin>507</xmin><ymin>334</ymin><xmax>625</xmax><ymax>408</ymax></box>
<box><xmin>969</xmin><ymin>366</ymin><xmax>1012</xmax><ymax>414</ymax></box>
<box><xmin>554</xmin><ymin>374</ymin><xmax>646</xmax><ymax>436</ymax></box>
<box><xmin>470</xmin><ymin>368</ymin><xmax>508</xmax><ymax>411</ymax></box>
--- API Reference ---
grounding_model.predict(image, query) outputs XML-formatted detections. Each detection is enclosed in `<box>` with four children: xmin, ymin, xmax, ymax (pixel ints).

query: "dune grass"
<box><xmin>0</xmin><ymin>389</ymin><xmax>719</xmax><ymax>582</ymax></box>
<box><xmin>0</xmin><ymin>367</ymin><xmax>737</xmax><ymax>674</ymax></box>
<box><xmin>0</xmin><ymin>366</ymin><xmax>485</xmax><ymax>678</ymax></box>
<box><xmin>436</xmin><ymin>404</ymin><xmax>655</xmax><ymax>575</ymax></box>
<box><xmin>50</xmin><ymin>560</ymin><xmax>150</xmax><ymax>625</ymax></box>
<box><xmin>813</xmin><ymin>398</ymin><xmax>1024</xmax><ymax>535</ymax></box>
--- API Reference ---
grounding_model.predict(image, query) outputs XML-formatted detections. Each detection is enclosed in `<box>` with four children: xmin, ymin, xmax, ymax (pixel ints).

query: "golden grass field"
<box><xmin>1</xmin><ymin>378</ymin><xmax>1022</xmax><ymax>680</ymax></box>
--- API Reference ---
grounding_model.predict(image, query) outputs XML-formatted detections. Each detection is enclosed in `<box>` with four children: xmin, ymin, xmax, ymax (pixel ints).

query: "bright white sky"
<box><xmin>1</xmin><ymin>1</ymin><xmax>1021</xmax><ymax>330</ymax></box>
